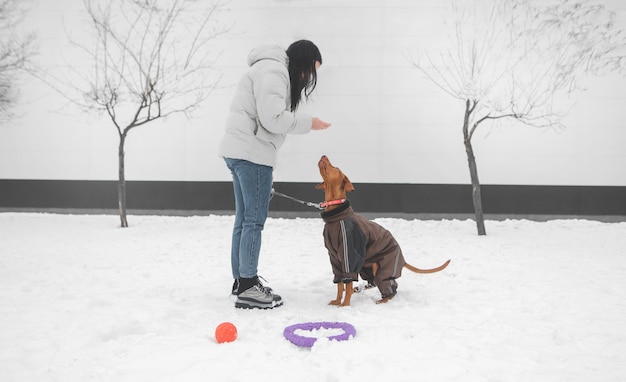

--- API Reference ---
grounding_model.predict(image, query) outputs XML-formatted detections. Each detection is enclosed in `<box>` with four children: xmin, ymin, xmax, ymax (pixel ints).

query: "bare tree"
<box><xmin>409</xmin><ymin>0</ymin><xmax>625</xmax><ymax>235</ymax></box>
<box><xmin>46</xmin><ymin>0</ymin><xmax>229</xmax><ymax>227</ymax></box>
<box><xmin>0</xmin><ymin>0</ymin><xmax>36</xmax><ymax>122</ymax></box>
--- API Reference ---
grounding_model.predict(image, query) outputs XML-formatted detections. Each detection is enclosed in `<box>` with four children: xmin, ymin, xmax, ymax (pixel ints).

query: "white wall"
<box><xmin>1</xmin><ymin>0</ymin><xmax>625</xmax><ymax>186</ymax></box>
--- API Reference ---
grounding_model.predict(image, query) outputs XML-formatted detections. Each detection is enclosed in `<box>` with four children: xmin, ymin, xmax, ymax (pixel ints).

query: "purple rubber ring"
<box><xmin>283</xmin><ymin>321</ymin><xmax>356</xmax><ymax>347</ymax></box>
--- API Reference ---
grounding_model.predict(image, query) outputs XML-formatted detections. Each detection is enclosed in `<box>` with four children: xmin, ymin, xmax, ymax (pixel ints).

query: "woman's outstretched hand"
<box><xmin>312</xmin><ymin>117</ymin><xmax>331</xmax><ymax>131</ymax></box>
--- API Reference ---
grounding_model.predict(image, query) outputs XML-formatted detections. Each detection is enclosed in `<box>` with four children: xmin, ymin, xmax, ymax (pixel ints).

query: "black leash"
<box><xmin>271</xmin><ymin>189</ymin><xmax>347</xmax><ymax>210</ymax></box>
<box><xmin>270</xmin><ymin>188</ymin><xmax>325</xmax><ymax>210</ymax></box>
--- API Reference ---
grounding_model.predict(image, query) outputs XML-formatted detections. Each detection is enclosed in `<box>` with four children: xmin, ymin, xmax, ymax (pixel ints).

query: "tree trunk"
<box><xmin>118</xmin><ymin>134</ymin><xmax>128</xmax><ymax>228</ymax></box>
<box><xmin>463</xmin><ymin>100</ymin><xmax>487</xmax><ymax>236</ymax></box>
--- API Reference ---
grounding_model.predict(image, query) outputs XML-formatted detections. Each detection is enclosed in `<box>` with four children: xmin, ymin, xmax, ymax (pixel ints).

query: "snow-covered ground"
<box><xmin>1</xmin><ymin>212</ymin><xmax>625</xmax><ymax>381</ymax></box>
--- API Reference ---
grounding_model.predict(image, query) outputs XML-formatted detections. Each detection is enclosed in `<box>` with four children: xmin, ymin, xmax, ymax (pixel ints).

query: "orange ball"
<box><xmin>215</xmin><ymin>322</ymin><xmax>238</xmax><ymax>343</ymax></box>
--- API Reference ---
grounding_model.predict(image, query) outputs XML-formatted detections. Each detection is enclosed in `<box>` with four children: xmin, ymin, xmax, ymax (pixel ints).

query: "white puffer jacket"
<box><xmin>218</xmin><ymin>44</ymin><xmax>313</xmax><ymax>168</ymax></box>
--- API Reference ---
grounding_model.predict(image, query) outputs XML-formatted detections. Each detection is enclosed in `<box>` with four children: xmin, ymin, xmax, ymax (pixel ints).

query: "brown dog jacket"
<box><xmin>321</xmin><ymin>201</ymin><xmax>406</xmax><ymax>297</ymax></box>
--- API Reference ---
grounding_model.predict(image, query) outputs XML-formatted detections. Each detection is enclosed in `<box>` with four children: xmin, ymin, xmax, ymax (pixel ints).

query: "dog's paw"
<box><xmin>376</xmin><ymin>292</ymin><xmax>397</xmax><ymax>304</ymax></box>
<box><xmin>353</xmin><ymin>282</ymin><xmax>376</xmax><ymax>293</ymax></box>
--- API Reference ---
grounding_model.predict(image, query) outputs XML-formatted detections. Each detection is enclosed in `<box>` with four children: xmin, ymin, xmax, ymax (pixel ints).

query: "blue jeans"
<box><xmin>224</xmin><ymin>158</ymin><xmax>273</xmax><ymax>279</ymax></box>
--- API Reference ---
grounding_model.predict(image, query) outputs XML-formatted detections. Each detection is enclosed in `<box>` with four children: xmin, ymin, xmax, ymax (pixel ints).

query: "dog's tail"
<box><xmin>404</xmin><ymin>259</ymin><xmax>450</xmax><ymax>274</ymax></box>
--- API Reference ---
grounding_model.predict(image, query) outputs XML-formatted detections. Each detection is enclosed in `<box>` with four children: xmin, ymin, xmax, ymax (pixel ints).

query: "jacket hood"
<box><xmin>247</xmin><ymin>43</ymin><xmax>288</xmax><ymax>67</ymax></box>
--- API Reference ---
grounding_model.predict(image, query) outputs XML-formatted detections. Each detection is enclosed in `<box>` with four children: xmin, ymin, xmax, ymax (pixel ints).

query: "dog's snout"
<box><xmin>318</xmin><ymin>155</ymin><xmax>328</xmax><ymax>170</ymax></box>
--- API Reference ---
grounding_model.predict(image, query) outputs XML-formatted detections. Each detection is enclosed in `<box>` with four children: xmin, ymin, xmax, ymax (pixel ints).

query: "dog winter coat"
<box><xmin>321</xmin><ymin>201</ymin><xmax>406</xmax><ymax>298</ymax></box>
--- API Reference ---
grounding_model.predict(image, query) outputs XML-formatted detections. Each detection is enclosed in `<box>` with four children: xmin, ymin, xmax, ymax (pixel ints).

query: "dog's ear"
<box><xmin>343</xmin><ymin>176</ymin><xmax>355</xmax><ymax>192</ymax></box>
<box><xmin>315</xmin><ymin>182</ymin><xmax>325</xmax><ymax>190</ymax></box>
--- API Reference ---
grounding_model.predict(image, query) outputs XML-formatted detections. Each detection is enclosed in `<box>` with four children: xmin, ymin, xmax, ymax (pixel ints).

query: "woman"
<box><xmin>218</xmin><ymin>40</ymin><xmax>331</xmax><ymax>309</ymax></box>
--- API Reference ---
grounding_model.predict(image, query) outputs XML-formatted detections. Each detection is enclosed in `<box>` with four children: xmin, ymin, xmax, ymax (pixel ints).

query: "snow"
<box><xmin>1</xmin><ymin>212</ymin><xmax>626</xmax><ymax>381</ymax></box>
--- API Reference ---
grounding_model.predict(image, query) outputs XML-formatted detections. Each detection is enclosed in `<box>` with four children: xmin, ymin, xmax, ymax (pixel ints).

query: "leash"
<box><xmin>270</xmin><ymin>188</ymin><xmax>346</xmax><ymax>210</ymax></box>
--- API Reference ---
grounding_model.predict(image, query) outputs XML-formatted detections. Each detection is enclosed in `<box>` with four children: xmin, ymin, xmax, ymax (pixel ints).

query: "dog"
<box><xmin>316</xmin><ymin>155</ymin><xmax>450</xmax><ymax>306</ymax></box>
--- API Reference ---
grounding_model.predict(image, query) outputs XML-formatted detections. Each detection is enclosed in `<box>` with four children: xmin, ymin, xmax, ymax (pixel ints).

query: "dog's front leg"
<box><xmin>340</xmin><ymin>281</ymin><xmax>353</xmax><ymax>306</ymax></box>
<box><xmin>329</xmin><ymin>282</ymin><xmax>344</xmax><ymax>305</ymax></box>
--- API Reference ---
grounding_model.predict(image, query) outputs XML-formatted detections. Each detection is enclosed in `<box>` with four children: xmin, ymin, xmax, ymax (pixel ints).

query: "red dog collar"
<box><xmin>319</xmin><ymin>199</ymin><xmax>347</xmax><ymax>209</ymax></box>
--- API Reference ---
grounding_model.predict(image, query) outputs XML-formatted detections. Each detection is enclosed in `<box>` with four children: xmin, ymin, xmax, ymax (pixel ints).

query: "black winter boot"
<box><xmin>235</xmin><ymin>276</ymin><xmax>282</xmax><ymax>309</ymax></box>
<box><xmin>231</xmin><ymin>276</ymin><xmax>273</xmax><ymax>296</ymax></box>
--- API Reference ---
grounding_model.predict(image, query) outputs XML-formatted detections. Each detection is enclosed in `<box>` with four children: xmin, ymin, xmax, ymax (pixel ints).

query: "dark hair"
<box><xmin>286</xmin><ymin>40</ymin><xmax>322</xmax><ymax>112</ymax></box>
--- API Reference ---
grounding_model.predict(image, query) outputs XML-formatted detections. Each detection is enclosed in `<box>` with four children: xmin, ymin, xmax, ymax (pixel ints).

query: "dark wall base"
<box><xmin>1</xmin><ymin>179</ymin><xmax>625</xmax><ymax>216</ymax></box>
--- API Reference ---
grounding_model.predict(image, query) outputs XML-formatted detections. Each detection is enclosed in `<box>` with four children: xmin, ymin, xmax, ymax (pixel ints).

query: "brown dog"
<box><xmin>316</xmin><ymin>155</ymin><xmax>450</xmax><ymax>306</ymax></box>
